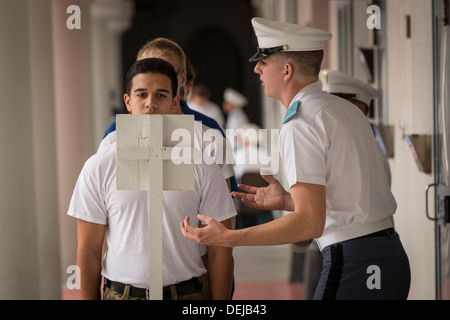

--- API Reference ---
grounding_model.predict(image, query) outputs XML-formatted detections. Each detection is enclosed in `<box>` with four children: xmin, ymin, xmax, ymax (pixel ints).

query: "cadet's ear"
<box><xmin>283</xmin><ymin>63</ymin><xmax>294</xmax><ymax>81</ymax></box>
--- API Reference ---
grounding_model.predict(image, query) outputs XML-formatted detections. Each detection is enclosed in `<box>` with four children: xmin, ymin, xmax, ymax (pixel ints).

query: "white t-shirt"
<box><xmin>67</xmin><ymin>143</ymin><xmax>237</xmax><ymax>287</ymax></box>
<box><xmin>279</xmin><ymin>83</ymin><xmax>396</xmax><ymax>234</ymax></box>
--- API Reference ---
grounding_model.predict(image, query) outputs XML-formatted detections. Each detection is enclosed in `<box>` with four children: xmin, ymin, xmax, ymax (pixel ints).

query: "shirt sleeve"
<box><xmin>67</xmin><ymin>155</ymin><xmax>108</xmax><ymax>225</ymax></box>
<box><xmin>279</xmin><ymin>115</ymin><xmax>329</xmax><ymax>188</ymax></box>
<box><xmin>196</xmin><ymin>163</ymin><xmax>237</xmax><ymax>223</ymax></box>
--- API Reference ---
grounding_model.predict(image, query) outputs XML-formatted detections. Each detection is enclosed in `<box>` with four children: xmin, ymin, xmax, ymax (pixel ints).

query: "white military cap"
<box><xmin>319</xmin><ymin>69</ymin><xmax>380</xmax><ymax>107</ymax></box>
<box><xmin>223</xmin><ymin>88</ymin><xmax>248</xmax><ymax>108</ymax></box>
<box><xmin>249</xmin><ymin>17</ymin><xmax>332</xmax><ymax>62</ymax></box>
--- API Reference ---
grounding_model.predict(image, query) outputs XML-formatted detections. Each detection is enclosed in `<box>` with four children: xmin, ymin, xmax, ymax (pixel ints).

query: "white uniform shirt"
<box><xmin>225</xmin><ymin>108</ymin><xmax>249</xmax><ymax>131</ymax></box>
<box><xmin>279</xmin><ymin>83</ymin><xmax>396</xmax><ymax>236</ymax></box>
<box><xmin>67</xmin><ymin>143</ymin><xmax>237</xmax><ymax>287</ymax></box>
<box><xmin>188</xmin><ymin>100</ymin><xmax>225</xmax><ymax>128</ymax></box>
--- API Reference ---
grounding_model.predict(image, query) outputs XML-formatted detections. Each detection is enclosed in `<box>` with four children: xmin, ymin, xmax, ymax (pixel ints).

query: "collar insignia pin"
<box><xmin>283</xmin><ymin>100</ymin><xmax>300</xmax><ymax>124</ymax></box>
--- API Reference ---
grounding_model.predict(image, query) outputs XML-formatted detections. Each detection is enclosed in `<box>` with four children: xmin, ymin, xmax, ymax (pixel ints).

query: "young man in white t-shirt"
<box><xmin>68</xmin><ymin>58</ymin><xmax>236</xmax><ymax>300</ymax></box>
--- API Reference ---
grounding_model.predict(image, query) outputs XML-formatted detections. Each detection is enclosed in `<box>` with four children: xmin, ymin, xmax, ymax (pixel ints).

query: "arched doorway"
<box><xmin>185</xmin><ymin>26</ymin><xmax>242</xmax><ymax>108</ymax></box>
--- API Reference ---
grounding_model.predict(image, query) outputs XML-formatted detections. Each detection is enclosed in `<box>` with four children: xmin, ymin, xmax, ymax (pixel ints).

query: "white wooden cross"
<box><xmin>115</xmin><ymin>114</ymin><xmax>195</xmax><ymax>300</ymax></box>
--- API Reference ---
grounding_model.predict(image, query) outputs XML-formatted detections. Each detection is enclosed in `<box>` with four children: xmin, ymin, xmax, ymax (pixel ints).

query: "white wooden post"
<box><xmin>116</xmin><ymin>114</ymin><xmax>194</xmax><ymax>300</ymax></box>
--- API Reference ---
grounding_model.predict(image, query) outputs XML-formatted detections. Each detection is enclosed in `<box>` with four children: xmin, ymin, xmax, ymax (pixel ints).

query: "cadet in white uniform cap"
<box><xmin>319</xmin><ymin>69</ymin><xmax>391</xmax><ymax>185</ymax></box>
<box><xmin>320</xmin><ymin>69</ymin><xmax>380</xmax><ymax>114</ymax></box>
<box><xmin>181</xmin><ymin>17</ymin><xmax>411</xmax><ymax>300</ymax></box>
<box><xmin>222</xmin><ymin>87</ymin><xmax>250</xmax><ymax>131</ymax></box>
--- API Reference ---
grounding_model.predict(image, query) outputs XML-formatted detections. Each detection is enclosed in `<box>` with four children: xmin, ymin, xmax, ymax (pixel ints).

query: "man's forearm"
<box><xmin>77</xmin><ymin>249</ymin><xmax>103</xmax><ymax>300</ymax></box>
<box><xmin>226</xmin><ymin>211</ymin><xmax>311</xmax><ymax>247</ymax></box>
<box><xmin>207</xmin><ymin>246</ymin><xmax>234</xmax><ymax>300</ymax></box>
<box><xmin>227</xmin><ymin>182</ymin><xmax>325</xmax><ymax>247</ymax></box>
<box><xmin>182</xmin><ymin>213</ymin><xmax>315</xmax><ymax>248</ymax></box>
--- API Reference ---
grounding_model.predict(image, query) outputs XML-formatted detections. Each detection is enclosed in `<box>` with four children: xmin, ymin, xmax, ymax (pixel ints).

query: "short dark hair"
<box><xmin>278</xmin><ymin>50</ymin><xmax>324</xmax><ymax>79</ymax></box>
<box><xmin>125</xmin><ymin>58</ymin><xmax>178</xmax><ymax>97</ymax></box>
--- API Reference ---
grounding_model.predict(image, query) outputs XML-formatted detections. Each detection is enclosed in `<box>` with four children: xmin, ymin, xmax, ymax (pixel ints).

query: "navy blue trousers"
<box><xmin>313</xmin><ymin>231</ymin><xmax>411</xmax><ymax>300</ymax></box>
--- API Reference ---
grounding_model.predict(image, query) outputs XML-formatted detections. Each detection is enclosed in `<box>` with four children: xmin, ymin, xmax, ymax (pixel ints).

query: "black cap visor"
<box><xmin>248</xmin><ymin>45</ymin><xmax>289</xmax><ymax>62</ymax></box>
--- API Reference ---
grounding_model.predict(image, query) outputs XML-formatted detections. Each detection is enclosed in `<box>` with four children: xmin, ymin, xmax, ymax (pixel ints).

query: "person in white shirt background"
<box><xmin>319</xmin><ymin>69</ymin><xmax>391</xmax><ymax>186</ymax></box>
<box><xmin>222</xmin><ymin>87</ymin><xmax>250</xmax><ymax>131</ymax></box>
<box><xmin>188</xmin><ymin>83</ymin><xmax>225</xmax><ymax>128</ymax></box>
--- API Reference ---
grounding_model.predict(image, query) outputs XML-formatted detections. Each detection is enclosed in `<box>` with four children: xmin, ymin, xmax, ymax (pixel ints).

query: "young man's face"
<box><xmin>253</xmin><ymin>54</ymin><xmax>285</xmax><ymax>100</ymax></box>
<box><xmin>124</xmin><ymin>72</ymin><xmax>180</xmax><ymax>115</ymax></box>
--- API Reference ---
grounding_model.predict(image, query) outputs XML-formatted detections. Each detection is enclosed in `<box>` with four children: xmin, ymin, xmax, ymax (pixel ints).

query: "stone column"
<box><xmin>29</xmin><ymin>0</ymin><xmax>62</xmax><ymax>299</ymax></box>
<box><xmin>52</xmin><ymin>0</ymin><xmax>133</xmax><ymax>295</ymax></box>
<box><xmin>0</xmin><ymin>0</ymin><xmax>60</xmax><ymax>299</ymax></box>
<box><xmin>90</xmin><ymin>0</ymin><xmax>134</xmax><ymax>144</ymax></box>
<box><xmin>52</xmin><ymin>0</ymin><xmax>91</xmax><ymax>291</ymax></box>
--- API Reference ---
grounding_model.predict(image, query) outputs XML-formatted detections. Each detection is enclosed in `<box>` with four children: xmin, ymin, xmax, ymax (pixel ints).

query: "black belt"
<box><xmin>105</xmin><ymin>277</ymin><xmax>203</xmax><ymax>299</ymax></box>
<box><xmin>353</xmin><ymin>227</ymin><xmax>396</xmax><ymax>241</ymax></box>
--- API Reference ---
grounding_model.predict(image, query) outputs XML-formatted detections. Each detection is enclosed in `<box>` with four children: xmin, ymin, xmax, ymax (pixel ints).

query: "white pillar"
<box><xmin>90</xmin><ymin>0</ymin><xmax>134</xmax><ymax>144</ymax></box>
<box><xmin>29</xmin><ymin>0</ymin><xmax>62</xmax><ymax>299</ymax></box>
<box><xmin>52</xmin><ymin>0</ymin><xmax>133</xmax><ymax>295</ymax></box>
<box><xmin>52</xmin><ymin>0</ymin><xmax>91</xmax><ymax>291</ymax></box>
<box><xmin>0</xmin><ymin>0</ymin><xmax>60</xmax><ymax>299</ymax></box>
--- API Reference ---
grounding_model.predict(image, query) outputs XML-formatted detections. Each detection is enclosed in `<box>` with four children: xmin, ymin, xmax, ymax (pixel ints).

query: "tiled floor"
<box><xmin>62</xmin><ymin>244</ymin><xmax>304</xmax><ymax>300</ymax></box>
<box><xmin>232</xmin><ymin>245</ymin><xmax>303</xmax><ymax>300</ymax></box>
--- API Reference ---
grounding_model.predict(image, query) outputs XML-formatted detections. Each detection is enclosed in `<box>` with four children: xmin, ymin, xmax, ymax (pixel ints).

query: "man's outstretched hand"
<box><xmin>231</xmin><ymin>173</ymin><xmax>294</xmax><ymax>212</ymax></box>
<box><xmin>181</xmin><ymin>215</ymin><xmax>234</xmax><ymax>247</ymax></box>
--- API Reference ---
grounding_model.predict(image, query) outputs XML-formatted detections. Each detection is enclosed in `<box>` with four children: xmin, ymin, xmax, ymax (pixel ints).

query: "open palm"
<box><xmin>232</xmin><ymin>174</ymin><xmax>293</xmax><ymax>211</ymax></box>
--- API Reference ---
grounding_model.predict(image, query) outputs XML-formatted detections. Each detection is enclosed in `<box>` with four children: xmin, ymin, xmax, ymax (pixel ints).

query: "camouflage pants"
<box><xmin>103</xmin><ymin>273</ymin><xmax>210</xmax><ymax>300</ymax></box>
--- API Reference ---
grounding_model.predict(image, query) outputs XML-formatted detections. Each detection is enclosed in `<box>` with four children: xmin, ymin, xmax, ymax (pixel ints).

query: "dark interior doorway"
<box><xmin>121</xmin><ymin>0</ymin><xmax>261</xmax><ymax>125</ymax></box>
